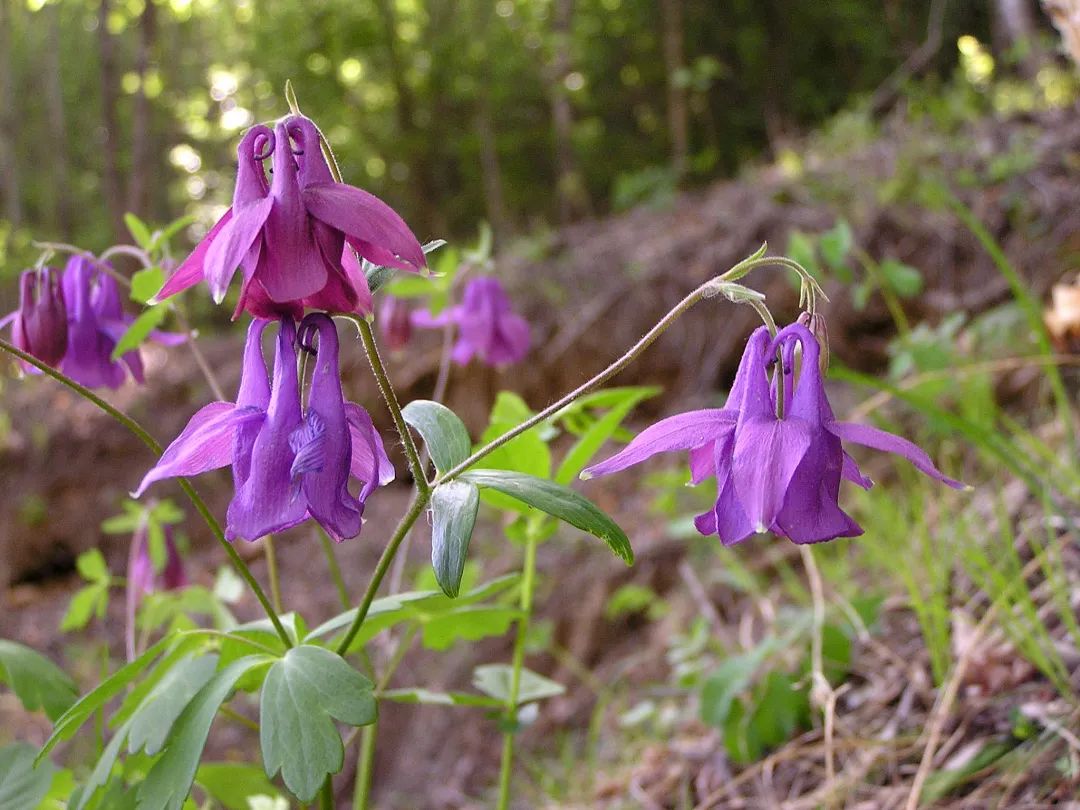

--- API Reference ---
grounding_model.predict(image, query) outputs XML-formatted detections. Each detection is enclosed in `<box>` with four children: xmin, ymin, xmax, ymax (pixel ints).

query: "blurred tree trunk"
<box><xmin>547</xmin><ymin>0</ymin><xmax>591</xmax><ymax>224</ymax></box>
<box><xmin>0</xmin><ymin>0</ymin><xmax>23</xmax><ymax>228</ymax></box>
<box><xmin>127</xmin><ymin>0</ymin><xmax>157</xmax><ymax>219</ymax></box>
<box><xmin>472</xmin><ymin>0</ymin><xmax>514</xmax><ymax>241</ymax></box>
<box><xmin>661</xmin><ymin>0</ymin><xmax>688</xmax><ymax>177</ymax></box>
<box><xmin>374</xmin><ymin>0</ymin><xmax>439</xmax><ymax>238</ymax></box>
<box><xmin>995</xmin><ymin>0</ymin><xmax>1044</xmax><ymax>74</ymax></box>
<box><xmin>97</xmin><ymin>0</ymin><xmax>126</xmax><ymax>239</ymax></box>
<box><xmin>44</xmin><ymin>3</ymin><xmax>72</xmax><ymax>234</ymax></box>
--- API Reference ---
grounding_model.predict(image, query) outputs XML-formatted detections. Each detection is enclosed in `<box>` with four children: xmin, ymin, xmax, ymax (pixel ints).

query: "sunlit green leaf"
<box><xmin>472</xmin><ymin>664</ymin><xmax>564</xmax><ymax>705</ymax></box>
<box><xmin>430</xmin><ymin>481</ymin><xmax>480</xmax><ymax>597</ymax></box>
<box><xmin>402</xmin><ymin>400</ymin><xmax>472</xmax><ymax>474</ymax></box>
<box><xmin>260</xmin><ymin>646</ymin><xmax>376</xmax><ymax>802</ymax></box>
<box><xmin>111</xmin><ymin>306</ymin><xmax>166</xmax><ymax>361</ymax></box>
<box><xmin>461</xmin><ymin>469</ymin><xmax>633</xmax><ymax>564</ymax></box>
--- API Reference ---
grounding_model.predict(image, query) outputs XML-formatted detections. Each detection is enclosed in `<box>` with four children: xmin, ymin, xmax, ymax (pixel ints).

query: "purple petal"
<box><xmin>204</xmin><ymin>196</ymin><xmax>273</xmax><ymax>303</ymax></box>
<box><xmin>411</xmin><ymin>307</ymin><xmax>458</xmax><ymax>329</ymax></box>
<box><xmin>289</xmin><ymin>412</ymin><xmax>328</xmax><ymax>477</ymax></box>
<box><xmin>582</xmin><ymin>409</ymin><xmax>736</xmax><ymax>479</ymax></box>
<box><xmin>303</xmin><ymin>182</ymin><xmax>426</xmax><ymax>271</ymax></box>
<box><xmin>295</xmin><ymin>314</ymin><xmax>363</xmax><ymax>542</ymax></box>
<box><xmin>255</xmin><ymin>120</ymin><xmax>329</xmax><ymax>303</ymax></box>
<box><xmin>134</xmin><ymin>402</ymin><xmax>264</xmax><ymax>496</ymax></box>
<box><xmin>450</xmin><ymin>337</ymin><xmax>476</xmax><ymax>365</ymax></box>
<box><xmin>345</xmin><ymin>403</ymin><xmax>395</xmax><ymax>487</ymax></box>
<box><xmin>488</xmin><ymin>313</ymin><xmax>531</xmax><ymax>365</ymax></box>
<box><xmin>731</xmin><ymin>417</ymin><xmax>812</xmax><ymax>533</ymax></box>
<box><xmin>688</xmin><ymin>443</ymin><xmax>716</xmax><ymax>484</ymax></box>
<box><xmin>827</xmin><ymin>421</ymin><xmax>966</xmax><ymax>489</ymax></box>
<box><xmin>842</xmin><ymin>451</ymin><xmax>873</xmax><ymax>490</ymax></box>
<box><xmin>236</xmin><ymin>319</ymin><xmax>271</xmax><ymax>409</ymax></box>
<box><xmin>153</xmin><ymin>210</ymin><xmax>232</xmax><ymax>302</ymax></box>
<box><xmin>774</xmin><ymin>430</ymin><xmax>863</xmax><ymax>544</ymax></box>
<box><xmin>226</xmin><ymin>319</ymin><xmax>308</xmax><ymax>541</ymax></box>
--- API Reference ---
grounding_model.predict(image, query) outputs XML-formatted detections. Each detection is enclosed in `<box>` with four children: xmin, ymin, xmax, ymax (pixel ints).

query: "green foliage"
<box><xmin>472</xmin><ymin>664</ymin><xmax>565</xmax><ymax>706</ymax></box>
<box><xmin>260</xmin><ymin>646</ymin><xmax>376</xmax><ymax>802</ymax></box>
<box><xmin>0</xmin><ymin>640</ymin><xmax>77</xmax><ymax>721</ymax></box>
<box><xmin>402</xmin><ymin>399</ymin><xmax>472</xmax><ymax>474</ymax></box>
<box><xmin>60</xmin><ymin>549</ymin><xmax>113</xmax><ymax>632</ymax></box>
<box><xmin>430</xmin><ymin>481</ymin><xmax>481</xmax><ymax>597</ymax></box>
<box><xmin>0</xmin><ymin>743</ymin><xmax>57</xmax><ymax>810</ymax></box>
<box><xmin>194</xmin><ymin>763</ymin><xmax>284</xmax><ymax>810</ymax></box>
<box><xmin>461</xmin><ymin>469</ymin><xmax>633</xmax><ymax>564</ymax></box>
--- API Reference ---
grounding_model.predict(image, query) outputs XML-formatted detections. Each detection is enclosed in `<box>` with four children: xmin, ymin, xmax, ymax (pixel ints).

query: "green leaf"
<box><xmin>111</xmin><ymin>307</ymin><xmax>166</xmax><ymax>361</ymax></box>
<box><xmin>420</xmin><ymin>607</ymin><xmax>521</xmax><ymax>651</ymax></box>
<box><xmin>124</xmin><ymin>213</ymin><xmax>153</xmax><ymax>251</ymax></box>
<box><xmin>367</xmin><ymin>238</ymin><xmax>447</xmax><ymax>293</ymax></box>
<box><xmin>920</xmin><ymin>740</ymin><xmax>1014</xmax><ymax>804</ymax></box>
<box><xmin>130</xmin><ymin>267</ymin><xmax>166</xmax><ymax>304</ymax></box>
<box><xmin>380</xmin><ymin>688</ymin><xmax>501</xmax><ymax>708</ymax></box>
<box><xmin>260</xmin><ymin>646</ymin><xmax>377</xmax><ymax>802</ymax></box>
<box><xmin>60</xmin><ymin>584</ymin><xmax>108</xmax><ymax>632</ymax></box>
<box><xmin>157</xmin><ymin>214</ymin><xmax>197</xmax><ymax>246</ymax></box>
<box><xmin>879</xmin><ymin>258</ymin><xmax>924</xmax><ymax>298</ymax></box>
<box><xmin>76</xmin><ymin>549</ymin><xmax>109</xmax><ymax>582</ymax></box>
<box><xmin>137</xmin><ymin>655</ymin><xmax>272</xmax><ymax>810</ymax></box>
<box><xmin>820</xmin><ymin>220</ymin><xmax>853</xmax><ymax>268</ymax></box>
<box><xmin>785</xmin><ymin>230</ymin><xmax>820</xmax><ymax>280</ymax></box>
<box><xmin>700</xmin><ymin>648</ymin><xmax>768</xmax><ymax>730</ymax></box>
<box><xmin>305</xmin><ymin>574</ymin><xmax>519</xmax><ymax>650</ymax></box>
<box><xmin>472</xmin><ymin>664</ymin><xmax>564</xmax><ymax>705</ymax></box>
<box><xmin>0</xmin><ymin>640</ymin><xmax>77</xmax><ymax>721</ymax></box>
<box><xmin>126</xmin><ymin>655</ymin><xmax>219</xmax><ymax>756</ymax></box>
<box><xmin>195</xmin><ymin>763</ymin><xmax>283</xmax><ymax>810</ymax></box>
<box><xmin>0</xmin><ymin>743</ymin><xmax>57</xmax><ymax>809</ymax></box>
<box><xmin>401</xmin><ymin>400</ymin><xmax>472</xmax><ymax>474</ymax></box>
<box><xmin>40</xmin><ymin>637</ymin><xmax>171</xmax><ymax>760</ymax></box>
<box><xmin>460</xmin><ymin>469</ymin><xmax>633</xmax><ymax>564</ymax></box>
<box><xmin>555</xmin><ymin>388</ymin><xmax>656</xmax><ymax>485</ymax></box>
<box><xmin>749</xmin><ymin>671</ymin><xmax>808</xmax><ymax>749</ymax></box>
<box><xmin>476</xmin><ymin>393</ymin><xmax>552</xmax><ymax>512</ymax></box>
<box><xmin>430</xmin><ymin>481</ymin><xmax>480</xmax><ymax>597</ymax></box>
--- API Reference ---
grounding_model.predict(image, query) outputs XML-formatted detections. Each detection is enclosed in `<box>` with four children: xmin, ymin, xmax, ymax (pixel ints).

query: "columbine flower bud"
<box><xmin>12</xmin><ymin>267</ymin><xmax>68</xmax><ymax>367</ymax></box>
<box><xmin>378</xmin><ymin>295</ymin><xmax>413</xmax><ymax>351</ymax></box>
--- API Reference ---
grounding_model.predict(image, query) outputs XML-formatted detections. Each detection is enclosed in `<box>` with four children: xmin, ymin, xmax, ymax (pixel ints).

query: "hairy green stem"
<box><xmin>436</xmin><ymin>271</ymin><xmax>752</xmax><ymax>485</ymax></box>
<box><xmin>496</xmin><ymin>528</ymin><xmax>540</xmax><ymax>810</ymax></box>
<box><xmin>0</xmin><ymin>338</ymin><xmax>293</xmax><ymax>648</ymax></box>
<box><xmin>335</xmin><ymin>493</ymin><xmax>430</xmax><ymax>655</ymax></box>
<box><xmin>317</xmin><ymin>526</ymin><xmax>351</xmax><ymax>610</ymax></box>
<box><xmin>264</xmin><ymin>535</ymin><xmax>282</xmax><ymax>614</ymax></box>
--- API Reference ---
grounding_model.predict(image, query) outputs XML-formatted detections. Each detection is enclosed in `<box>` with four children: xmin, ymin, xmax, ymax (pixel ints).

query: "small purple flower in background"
<box><xmin>0</xmin><ymin>266</ymin><xmax>68</xmax><ymax>370</ymax></box>
<box><xmin>378</xmin><ymin>295</ymin><xmax>413</xmax><ymax>351</ymax></box>
<box><xmin>60</xmin><ymin>256</ymin><xmax>183</xmax><ymax>389</ymax></box>
<box><xmin>413</xmin><ymin>276</ymin><xmax>530</xmax><ymax>366</ymax></box>
<box><xmin>583</xmin><ymin>320</ymin><xmax>965</xmax><ymax>546</ymax></box>
<box><xmin>136</xmin><ymin>317</ymin><xmax>393</xmax><ymax>542</ymax></box>
<box><xmin>125</xmin><ymin>522</ymin><xmax>187</xmax><ymax>660</ymax></box>
<box><xmin>155</xmin><ymin>114</ymin><xmax>426</xmax><ymax>319</ymax></box>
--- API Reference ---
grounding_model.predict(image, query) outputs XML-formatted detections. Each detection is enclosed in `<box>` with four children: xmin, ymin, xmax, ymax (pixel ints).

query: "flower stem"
<box><xmin>346</xmin><ymin>315</ymin><xmax>431</xmax><ymax>495</ymax></box>
<box><xmin>496</xmin><ymin>525</ymin><xmax>540</xmax><ymax>810</ymax></box>
<box><xmin>354</xmin><ymin>725</ymin><xmax>377</xmax><ymax>810</ymax></box>
<box><xmin>319</xmin><ymin>777</ymin><xmax>334</xmax><ymax>810</ymax></box>
<box><xmin>316</xmin><ymin>526</ymin><xmax>351</xmax><ymax>611</ymax></box>
<box><xmin>436</xmin><ymin>273</ymin><xmax>741</xmax><ymax>485</ymax></box>
<box><xmin>335</xmin><ymin>492</ymin><xmax>430</xmax><ymax>656</ymax></box>
<box><xmin>0</xmin><ymin>338</ymin><xmax>293</xmax><ymax>649</ymax></box>
<box><xmin>264</xmin><ymin>535</ymin><xmax>283</xmax><ymax>614</ymax></box>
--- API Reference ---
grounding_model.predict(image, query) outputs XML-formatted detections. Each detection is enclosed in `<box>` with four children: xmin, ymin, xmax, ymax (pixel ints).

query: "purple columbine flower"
<box><xmin>135</xmin><ymin>317</ymin><xmax>393</xmax><ymax>542</ymax></box>
<box><xmin>583</xmin><ymin>321</ymin><xmax>965</xmax><ymax>546</ymax></box>
<box><xmin>0</xmin><ymin>266</ymin><xmax>68</xmax><ymax>370</ymax></box>
<box><xmin>125</xmin><ymin>522</ymin><xmax>187</xmax><ymax>660</ymax></box>
<box><xmin>155</xmin><ymin>115</ymin><xmax>426</xmax><ymax>319</ymax></box>
<box><xmin>378</xmin><ymin>295</ymin><xmax>413</xmax><ymax>351</ymax></box>
<box><xmin>59</xmin><ymin>256</ymin><xmax>183</xmax><ymax>389</ymax></box>
<box><xmin>412</xmin><ymin>276</ymin><xmax>530</xmax><ymax>366</ymax></box>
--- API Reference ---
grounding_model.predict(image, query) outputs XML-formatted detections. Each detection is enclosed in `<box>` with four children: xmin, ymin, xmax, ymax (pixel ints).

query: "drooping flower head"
<box><xmin>583</xmin><ymin>319</ymin><xmax>966</xmax><ymax>546</ymax></box>
<box><xmin>58</xmin><ymin>256</ymin><xmax>183</xmax><ymax>389</ymax></box>
<box><xmin>378</xmin><ymin>295</ymin><xmax>413</xmax><ymax>351</ymax></box>
<box><xmin>136</xmin><ymin>316</ymin><xmax>393</xmax><ymax>542</ymax></box>
<box><xmin>155</xmin><ymin>114</ymin><xmax>426</xmax><ymax>319</ymax></box>
<box><xmin>125</xmin><ymin>521</ymin><xmax>186</xmax><ymax>660</ymax></box>
<box><xmin>412</xmin><ymin>276</ymin><xmax>530</xmax><ymax>366</ymax></box>
<box><xmin>1</xmin><ymin>266</ymin><xmax>68</xmax><ymax>370</ymax></box>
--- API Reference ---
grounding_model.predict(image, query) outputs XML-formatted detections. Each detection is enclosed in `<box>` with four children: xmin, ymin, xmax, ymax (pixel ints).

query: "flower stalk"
<box><xmin>0</xmin><ymin>336</ymin><xmax>293</xmax><ymax>648</ymax></box>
